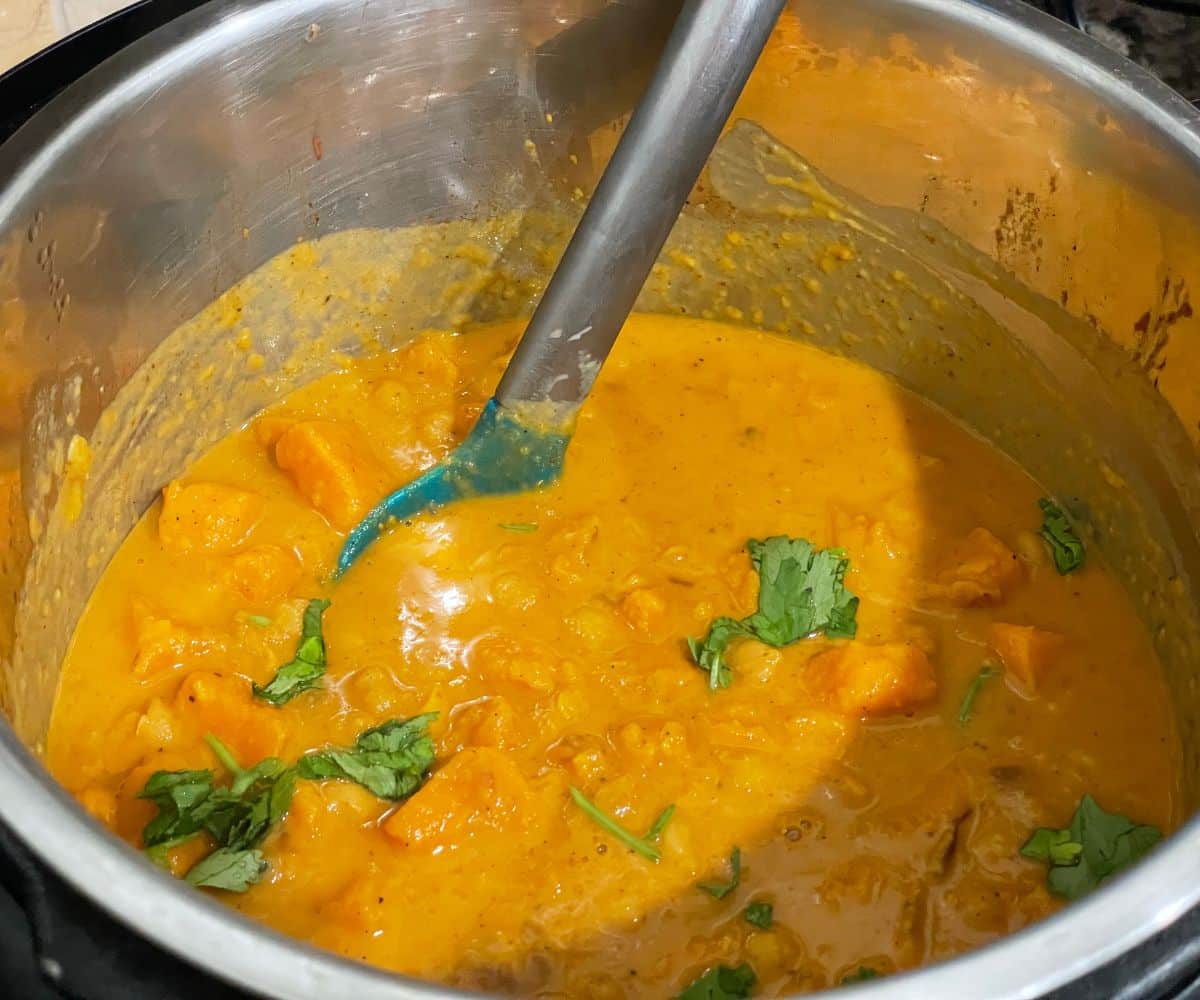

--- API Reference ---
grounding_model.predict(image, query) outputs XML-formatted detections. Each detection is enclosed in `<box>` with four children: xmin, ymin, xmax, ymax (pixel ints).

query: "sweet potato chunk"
<box><xmin>273</xmin><ymin>420</ymin><xmax>390</xmax><ymax>531</ymax></box>
<box><xmin>470</xmin><ymin>634</ymin><xmax>557</xmax><ymax>692</ymax></box>
<box><xmin>77</xmin><ymin>786</ymin><xmax>117</xmax><ymax>827</ymax></box>
<box><xmin>937</xmin><ymin>528</ymin><xmax>1023</xmax><ymax>607</ymax></box>
<box><xmin>447</xmin><ymin>696</ymin><xmax>518</xmax><ymax>749</ymax></box>
<box><xmin>830</xmin><ymin>507</ymin><xmax>913</xmax><ymax>603</ymax></box>
<box><xmin>989</xmin><ymin>623</ymin><xmax>1063</xmax><ymax>693</ymax></box>
<box><xmin>403</xmin><ymin>333</ymin><xmax>460</xmax><ymax>390</ymax></box>
<box><xmin>224</xmin><ymin>544</ymin><xmax>299</xmax><ymax>604</ymax></box>
<box><xmin>382</xmin><ymin>747</ymin><xmax>534</xmax><ymax>852</ymax></box>
<box><xmin>130</xmin><ymin>600</ymin><xmax>227</xmax><ymax>679</ymax></box>
<box><xmin>285</xmin><ymin>780</ymin><xmax>383</xmax><ymax>849</ymax></box>
<box><xmin>620</xmin><ymin>588</ymin><xmax>667</xmax><ymax>635</ymax></box>
<box><xmin>134</xmin><ymin>697</ymin><xmax>179</xmax><ymax>752</ymax></box>
<box><xmin>158</xmin><ymin>481</ymin><xmax>263</xmax><ymax>555</ymax></box>
<box><xmin>253</xmin><ymin>415</ymin><xmax>294</xmax><ymax>450</ymax></box>
<box><xmin>809</xmin><ymin>642</ymin><xmax>937</xmax><ymax>717</ymax></box>
<box><xmin>548</xmin><ymin>515</ymin><xmax>601</xmax><ymax>586</ymax></box>
<box><xmin>172</xmin><ymin>670</ymin><xmax>285</xmax><ymax>763</ymax></box>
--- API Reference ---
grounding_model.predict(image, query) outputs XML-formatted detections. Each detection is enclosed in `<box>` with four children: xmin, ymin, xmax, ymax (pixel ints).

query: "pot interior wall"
<box><xmin>2</xmin><ymin>0</ymin><xmax>1200</xmax><ymax>811</ymax></box>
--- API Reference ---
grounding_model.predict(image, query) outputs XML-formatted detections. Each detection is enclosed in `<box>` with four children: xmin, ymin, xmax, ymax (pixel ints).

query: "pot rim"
<box><xmin>2</xmin><ymin>0</ymin><xmax>1199</xmax><ymax>997</ymax></box>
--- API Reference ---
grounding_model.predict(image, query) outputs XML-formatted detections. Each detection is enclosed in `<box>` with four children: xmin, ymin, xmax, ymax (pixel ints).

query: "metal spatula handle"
<box><xmin>495</xmin><ymin>0</ymin><xmax>787</xmax><ymax>407</ymax></box>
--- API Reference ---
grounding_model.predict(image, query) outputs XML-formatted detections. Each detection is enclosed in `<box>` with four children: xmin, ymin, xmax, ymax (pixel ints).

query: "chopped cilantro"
<box><xmin>141</xmin><ymin>716</ymin><xmax>446</xmax><ymax>894</ymax></box>
<box><xmin>253</xmin><ymin>598</ymin><xmax>331</xmax><ymax>705</ymax></box>
<box><xmin>138</xmin><ymin>769</ymin><xmax>215</xmax><ymax>848</ymax></box>
<box><xmin>1021</xmin><ymin>794</ymin><xmax>1161</xmax><ymax>900</ymax></box>
<box><xmin>956</xmin><ymin>663</ymin><xmax>998</xmax><ymax>725</ymax></box>
<box><xmin>185</xmin><ymin>848</ymin><xmax>267</xmax><ymax>892</ymax></box>
<box><xmin>841</xmin><ymin>967</ymin><xmax>880</xmax><ymax>985</ymax></box>
<box><xmin>1038</xmin><ymin>498</ymin><xmax>1085</xmax><ymax>574</ymax></box>
<box><xmin>144</xmin><ymin>834</ymin><xmax>199</xmax><ymax>869</ymax></box>
<box><xmin>1022</xmin><ymin>828</ymin><xmax>1083</xmax><ymax>866</ymax></box>
<box><xmin>688</xmin><ymin>537</ymin><xmax>858</xmax><ymax>689</ymax></box>
<box><xmin>744</xmin><ymin>537</ymin><xmax>858</xmax><ymax>643</ymax></box>
<box><xmin>203</xmin><ymin>732</ymin><xmax>243</xmax><ymax>781</ymax></box>
<box><xmin>646</xmin><ymin>803</ymin><xmax>676</xmax><ymax>842</ymax></box>
<box><xmin>677</xmin><ymin>963</ymin><xmax>756</xmax><ymax>1000</ymax></box>
<box><xmin>498</xmin><ymin>522</ymin><xmax>538</xmax><ymax>533</ymax></box>
<box><xmin>138</xmin><ymin>735</ymin><xmax>295</xmax><ymax>892</ymax></box>
<box><xmin>568</xmin><ymin>786</ymin><xmax>674</xmax><ymax>862</ymax></box>
<box><xmin>296</xmin><ymin>713</ymin><xmax>438</xmax><ymax>800</ymax></box>
<box><xmin>687</xmin><ymin>617</ymin><xmax>749</xmax><ymax>690</ymax></box>
<box><xmin>198</xmin><ymin>737</ymin><xmax>295</xmax><ymax>852</ymax></box>
<box><xmin>744</xmin><ymin>902</ymin><xmax>773</xmax><ymax>928</ymax></box>
<box><xmin>246</xmin><ymin>614</ymin><xmax>273</xmax><ymax>628</ymax></box>
<box><xmin>698</xmin><ymin>846</ymin><xmax>741</xmax><ymax>899</ymax></box>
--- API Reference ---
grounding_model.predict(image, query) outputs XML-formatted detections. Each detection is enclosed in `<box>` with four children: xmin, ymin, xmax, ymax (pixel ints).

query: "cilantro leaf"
<box><xmin>185</xmin><ymin>848</ymin><xmax>267</xmax><ymax>892</ymax></box>
<box><xmin>139</xmin><ymin>736</ymin><xmax>296</xmax><ymax>891</ymax></box>
<box><xmin>568</xmin><ymin>786</ymin><xmax>674</xmax><ymax>862</ymax></box>
<box><xmin>253</xmin><ymin>598</ymin><xmax>331</xmax><ymax>705</ymax></box>
<box><xmin>745</xmin><ymin>537</ymin><xmax>858</xmax><ymax>643</ymax></box>
<box><xmin>744</xmin><ymin>902</ymin><xmax>773</xmax><ymax>928</ymax></box>
<box><xmin>1021</xmin><ymin>828</ymin><xmax>1083</xmax><ymax>866</ymax></box>
<box><xmin>203</xmin><ymin>766</ymin><xmax>296</xmax><ymax>852</ymax></box>
<box><xmin>498</xmin><ymin>522</ymin><xmax>538</xmax><ymax>533</ymax></box>
<box><xmin>687</xmin><ymin>617</ymin><xmax>749</xmax><ymax>690</ymax></box>
<box><xmin>956</xmin><ymin>663</ymin><xmax>998</xmax><ymax>725</ymax></box>
<box><xmin>687</xmin><ymin>537</ymin><xmax>858</xmax><ymax>689</ymax></box>
<box><xmin>144</xmin><ymin>834</ymin><xmax>200</xmax><ymax>868</ymax></box>
<box><xmin>677</xmin><ymin>963</ymin><xmax>756</xmax><ymax>1000</ymax></box>
<box><xmin>198</xmin><ymin>734</ymin><xmax>296</xmax><ymax>851</ymax></box>
<box><xmin>1021</xmin><ymin>794</ymin><xmax>1161</xmax><ymax>900</ymax></box>
<box><xmin>297</xmin><ymin>713</ymin><xmax>437</xmax><ymax>800</ymax></box>
<box><xmin>698</xmin><ymin>846</ymin><xmax>741</xmax><ymax>899</ymax></box>
<box><xmin>1038</xmin><ymin>499</ymin><xmax>1085</xmax><ymax>574</ymax></box>
<box><xmin>138</xmin><ymin>769</ymin><xmax>215</xmax><ymax>847</ymax></box>
<box><xmin>841</xmin><ymin>967</ymin><xmax>880</xmax><ymax>985</ymax></box>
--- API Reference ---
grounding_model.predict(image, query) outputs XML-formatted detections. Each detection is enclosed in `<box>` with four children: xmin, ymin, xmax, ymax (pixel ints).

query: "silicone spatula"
<box><xmin>337</xmin><ymin>0</ymin><xmax>785</xmax><ymax>576</ymax></box>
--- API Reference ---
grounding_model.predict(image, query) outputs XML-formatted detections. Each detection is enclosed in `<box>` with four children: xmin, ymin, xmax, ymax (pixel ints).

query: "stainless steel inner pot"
<box><xmin>2</xmin><ymin>0</ymin><xmax>1200</xmax><ymax>996</ymax></box>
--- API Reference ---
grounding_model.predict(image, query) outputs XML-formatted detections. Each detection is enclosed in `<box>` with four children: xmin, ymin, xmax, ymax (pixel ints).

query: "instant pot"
<box><xmin>3</xmin><ymin>0</ymin><xmax>1200</xmax><ymax>997</ymax></box>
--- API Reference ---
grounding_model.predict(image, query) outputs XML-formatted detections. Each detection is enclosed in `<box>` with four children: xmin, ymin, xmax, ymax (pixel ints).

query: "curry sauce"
<box><xmin>47</xmin><ymin>316</ymin><xmax>1179</xmax><ymax>995</ymax></box>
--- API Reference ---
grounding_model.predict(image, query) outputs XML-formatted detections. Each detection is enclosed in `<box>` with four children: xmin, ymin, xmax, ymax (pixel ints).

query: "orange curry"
<box><xmin>48</xmin><ymin>316</ymin><xmax>1179</xmax><ymax>995</ymax></box>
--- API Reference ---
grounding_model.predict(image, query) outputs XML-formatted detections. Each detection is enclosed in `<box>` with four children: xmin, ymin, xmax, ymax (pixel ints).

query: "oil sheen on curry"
<box><xmin>48</xmin><ymin>315</ymin><xmax>1178</xmax><ymax>996</ymax></box>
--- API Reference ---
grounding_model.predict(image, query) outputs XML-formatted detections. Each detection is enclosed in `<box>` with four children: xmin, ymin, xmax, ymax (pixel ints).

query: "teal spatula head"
<box><xmin>335</xmin><ymin>397</ymin><xmax>570</xmax><ymax>576</ymax></box>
